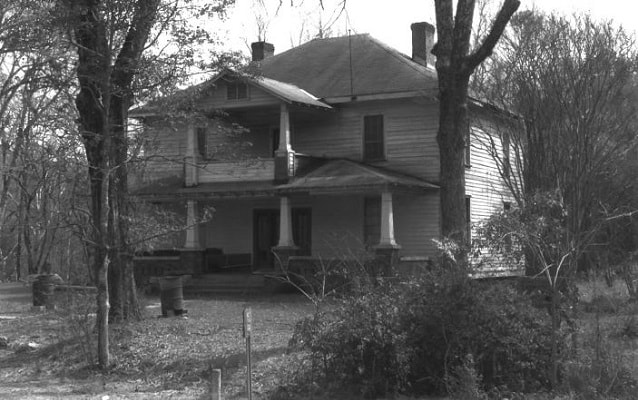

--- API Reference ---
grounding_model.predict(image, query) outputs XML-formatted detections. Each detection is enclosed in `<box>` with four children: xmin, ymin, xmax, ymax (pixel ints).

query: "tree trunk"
<box><xmin>433</xmin><ymin>0</ymin><xmax>520</xmax><ymax>250</ymax></box>
<box><xmin>437</xmin><ymin>72</ymin><xmax>470</xmax><ymax>245</ymax></box>
<box><xmin>71</xmin><ymin>0</ymin><xmax>112</xmax><ymax>368</ymax></box>
<box><xmin>549</xmin><ymin>286</ymin><xmax>560</xmax><ymax>389</ymax></box>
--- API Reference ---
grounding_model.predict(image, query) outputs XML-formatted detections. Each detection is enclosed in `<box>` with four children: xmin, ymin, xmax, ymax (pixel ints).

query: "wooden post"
<box><xmin>210</xmin><ymin>368</ymin><xmax>222</xmax><ymax>400</ymax></box>
<box><xmin>243</xmin><ymin>307</ymin><xmax>253</xmax><ymax>400</ymax></box>
<box><xmin>185</xmin><ymin>124</ymin><xmax>199</xmax><ymax>186</ymax></box>
<box><xmin>277</xmin><ymin>196</ymin><xmax>295</xmax><ymax>248</ymax></box>
<box><xmin>185</xmin><ymin>200</ymin><xmax>200</xmax><ymax>249</ymax></box>
<box><xmin>274</xmin><ymin>102</ymin><xmax>294</xmax><ymax>182</ymax></box>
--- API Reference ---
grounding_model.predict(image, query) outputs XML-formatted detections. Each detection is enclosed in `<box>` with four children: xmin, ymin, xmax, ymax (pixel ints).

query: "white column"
<box><xmin>379</xmin><ymin>191</ymin><xmax>397</xmax><ymax>246</ymax></box>
<box><xmin>277</xmin><ymin>196</ymin><xmax>295</xmax><ymax>247</ymax></box>
<box><xmin>185</xmin><ymin>124</ymin><xmax>198</xmax><ymax>186</ymax></box>
<box><xmin>276</xmin><ymin>102</ymin><xmax>291</xmax><ymax>153</ymax></box>
<box><xmin>184</xmin><ymin>200</ymin><xmax>200</xmax><ymax>248</ymax></box>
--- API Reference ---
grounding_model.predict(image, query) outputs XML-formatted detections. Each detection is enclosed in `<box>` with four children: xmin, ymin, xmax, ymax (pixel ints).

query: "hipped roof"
<box><xmin>258</xmin><ymin>34</ymin><xmax>438</xmax><ymax>99</ymax></box>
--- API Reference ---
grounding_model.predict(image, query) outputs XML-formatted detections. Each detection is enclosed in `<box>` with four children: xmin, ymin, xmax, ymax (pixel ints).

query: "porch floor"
<box><xmin>149</xmin><ymin>271</ymin><xmax>287</xmax><ymax>296</ymax></box>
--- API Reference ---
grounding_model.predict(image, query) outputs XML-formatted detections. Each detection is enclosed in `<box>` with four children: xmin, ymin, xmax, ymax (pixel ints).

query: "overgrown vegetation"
<box><xmin>286</xmin><ymin>259</ymin><xmax>561</xmax><ymax>398</ymax></box>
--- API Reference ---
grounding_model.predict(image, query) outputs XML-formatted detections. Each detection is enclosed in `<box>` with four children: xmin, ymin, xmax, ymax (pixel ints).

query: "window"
<box><xmin>271</xmin><ymin>128</ymin><xmax>280</xmax><ymax>157</ymax></box>
<box><xmin>464</xmin><ymin>129</ymin><xmax>471</xmax><ymax>167</ymax></box>
<box><xmin>503</xmin><ymin>201</ymin><xmax>512</xmax><ymax>250</ymax></box>
<box><xmin>502</xmin><ymin>132</ymin><xmax>511</xmax><ymax>178</ymax></box>
<box><xmin>364</xmin><ymin>196</ymin><xmax>381</xmax><ymax>247</ymax></box>
<box><xmin>196</xmin><ymin>127</ymin><xmax>207</xmax><ymax>159</ymax></box>
<box><xmin>226</xmin><ymin>81</ymin><xmax>249</xmax><ymax>100</ymax></box>
<box><xmin>363</xmin><ymin>115</ymin><xmax>385</xmax><ymax>161</ymax></box>
<box><xmin>465</xmin><ymin>196</ymin><xmax>472</xmax><ymax>241</ymax></box>
<box><xmin>503</xmin><ymin>201</ymin><xmax>511</xmax><ymax>212</ymax></box>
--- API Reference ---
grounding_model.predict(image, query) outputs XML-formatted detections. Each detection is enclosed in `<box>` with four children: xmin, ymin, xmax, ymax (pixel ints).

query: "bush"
<box><xmin>290</xmin><ymin>282</ymin><xmax>409</xmax><ymax>398</ymax></box>
<box><xmin>402</xmin><ymin>269</ymin><xmax>557</xmax><ymax>395</ymax></box>
<box><xmin>289</xmin><ymin>264</ymin><xmax>561</xmax><ymax>397</ymax></box>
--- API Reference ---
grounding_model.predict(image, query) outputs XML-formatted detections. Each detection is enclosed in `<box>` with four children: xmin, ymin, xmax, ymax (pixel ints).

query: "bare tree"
<box><xmin>57</xmin><ymin>0</ymin><xmax>235</xmax><ymax>368</ymax></box>
<box><xmin>472</xmin><ymin>10</ymin><xmax>638</xmax><ymax>275</ymax></box>
<box><xmin>433</xmin><ymin>0</ymin><xmax>520</xmax><ymax>247</ymax></box>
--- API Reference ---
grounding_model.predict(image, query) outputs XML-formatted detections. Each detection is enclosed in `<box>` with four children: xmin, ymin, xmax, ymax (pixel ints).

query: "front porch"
<box><xmin>133</xmin><ymin>159</ymin><xmax>439</xmax><ymax>291</ymax></box>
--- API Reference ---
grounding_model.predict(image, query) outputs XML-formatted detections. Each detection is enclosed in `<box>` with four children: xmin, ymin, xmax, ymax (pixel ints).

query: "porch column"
<box><xmin>273</xmin><ymin>196</ymin><xmax>298</xmax><ymax>271</ymax></box>
<box><xmin>185</xmin><ymin>124</ymin><xmax>198</xmax><ymax>187</ymax></box>
<box><xmin>274</xmin><ymin>102</ymin><xmax>294</xmax><ymax>182</ymax></box>
<box><xmin>184</xmin><ymin>200</ymin><xmax>200</xmax><ymax>249</ymax></box>
<box><xmin>374</xmin><ymin>191</ymin><xmax>401</xmax><ymax>276</ymax></box>
<box><xmin>277</xmin><ymin>196</ymin><xmax>294</xmax><ymax>247</ymax></box>
<box><xmin>277</xmin><ymin>102</ymin><xmax>291</xmax><ymax>152</ymax></box>
<box><xmin>379</xmin><ymin>191</ymin><xmax>397</xmax><ymax>246</ymax></box>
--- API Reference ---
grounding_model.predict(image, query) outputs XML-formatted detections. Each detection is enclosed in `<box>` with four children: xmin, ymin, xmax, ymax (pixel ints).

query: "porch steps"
<box><xmin>182</xmin><ymin>273</ymin><xmax>268</xmax><ymax>295</ymax></box>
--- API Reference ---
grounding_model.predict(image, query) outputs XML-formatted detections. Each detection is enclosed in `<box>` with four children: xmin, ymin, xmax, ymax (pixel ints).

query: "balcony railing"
<box><xmin>198</xmin><ymin>159</ymin><xmax>274</xmax><ymax>183</ymax></box>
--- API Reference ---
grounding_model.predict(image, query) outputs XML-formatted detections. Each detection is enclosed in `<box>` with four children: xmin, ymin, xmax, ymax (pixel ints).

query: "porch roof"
<box><xmin>279</xmin><ymin>159</ymin><xmax>439</xmax><ymax>194</ymax></box>
<box><xmin>133</xmin><ymin>178</ymin><xmax>278</xmax><ymax>201</ymax></box>
<box><xmin>133</xmin><ymin>159</ymin><xmax>438</xmax><ymax>200</ymax></box>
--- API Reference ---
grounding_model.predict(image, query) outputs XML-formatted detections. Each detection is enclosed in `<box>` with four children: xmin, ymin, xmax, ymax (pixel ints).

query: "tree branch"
<box><xmin>465</xmin><ymin>0</ymin><xmax>520</xmax><ymax>73</ymax></box>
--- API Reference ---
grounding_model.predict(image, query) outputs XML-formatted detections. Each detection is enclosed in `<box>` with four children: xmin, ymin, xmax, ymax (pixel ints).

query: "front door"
<box><xmin>253</xmin><ymin>208</ymin><xmax>312</xmax><ymax>269</ymax></box>
<box><xmin>253</xmin><ymin>210</ymin><xmax>279</xmax><ymax>269</ymax></box>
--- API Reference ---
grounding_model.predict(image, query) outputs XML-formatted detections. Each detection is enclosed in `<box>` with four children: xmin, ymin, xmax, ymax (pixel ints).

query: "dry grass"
<box><xmin>0</xmin><ymin>284</ymin><xmax>315</xmax><ymax>399</ymax></box>
<box><xmin>2</xmin><ymin>278</ymin><xmax>638</xmax><ymax>399</ymax></box>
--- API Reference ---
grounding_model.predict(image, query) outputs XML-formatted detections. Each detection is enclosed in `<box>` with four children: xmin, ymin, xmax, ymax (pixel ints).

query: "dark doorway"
<box><xmin>253</xmin><ymin>208</ymin><xmax>312</xmax><ymax>269</ymax></box>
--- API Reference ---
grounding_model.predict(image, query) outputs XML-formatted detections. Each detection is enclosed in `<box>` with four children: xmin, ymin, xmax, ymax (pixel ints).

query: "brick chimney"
<box><xmin>411</xmin><ymin>22</ymin><xmax>435</xmax><ymax>68</ymax></box>
<box><xmin>251</xmin><ymin>41</ymin><xmax>275</xmax><ymax>61</ymax></box>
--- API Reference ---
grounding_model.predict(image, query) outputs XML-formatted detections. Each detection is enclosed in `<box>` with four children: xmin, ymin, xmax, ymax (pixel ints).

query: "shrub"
<box><xmin>289</xmin><ymin>264</ymin><xmax>561</xmax><ymax>397</ymax></box>
<box><xmin>290</xmin><ymin>282</ymin><xmax>409</xmax><ymax>398</ymax></box>
<box><xmin>402</xmin><ymin>269</ymin><xmax>558</xmax><ymax>395</ymax></box>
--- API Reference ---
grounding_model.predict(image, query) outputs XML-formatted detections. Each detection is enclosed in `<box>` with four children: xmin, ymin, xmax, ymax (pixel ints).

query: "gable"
<box><xmin>198</xmin><ymin>78</ymin><xmax>280</xmax><ymax>109</ymax></box>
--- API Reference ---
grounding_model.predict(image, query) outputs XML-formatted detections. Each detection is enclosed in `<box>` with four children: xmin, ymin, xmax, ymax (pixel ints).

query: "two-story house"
<box><xmin>131</xmin><ymin>22</ymin><xmax>514</xmax><ymax>281</ymax></box>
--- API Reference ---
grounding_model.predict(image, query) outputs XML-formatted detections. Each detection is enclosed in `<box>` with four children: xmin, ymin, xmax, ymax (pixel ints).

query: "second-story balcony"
<box><xmin>196</xmin><ymin>159</ymin><xmax>275</xmax><ymax>183</ymax></box>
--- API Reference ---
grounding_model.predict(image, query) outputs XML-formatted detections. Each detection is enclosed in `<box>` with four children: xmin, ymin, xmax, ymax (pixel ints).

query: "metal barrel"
<box><xmin>32</xmin><ymin>275</ymin><xmax>55</xmax><ymax>309</ymax></box>
<box><xmin>159</xmin><ymin>276</ymin><xmax>184</xmax><ymax>316</ymax></box>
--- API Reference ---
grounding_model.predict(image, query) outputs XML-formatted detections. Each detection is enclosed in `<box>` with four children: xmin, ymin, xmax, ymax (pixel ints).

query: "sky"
<box><xmin>217</xmin><ymin>0</ymin><xmax>638</xmax><ymax>57</ymax></box>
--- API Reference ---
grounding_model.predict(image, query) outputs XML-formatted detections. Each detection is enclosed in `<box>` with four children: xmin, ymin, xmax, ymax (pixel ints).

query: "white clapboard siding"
<box><xmin>294</xmin><ymin>98</ymin><xmax>440</xmax><ymax>182</ymax></box>
<box><xmin>136</xmin><ymin>121</ymin><xmax>186</xmax><ymax>183</ymax></box>
<box><xmin>198</xmin><ymin>160</ymin><xmax>274</xmax><ymax>183</ymax></box>
<box><xmin>466</xmin><ymin>122</ymin><xmax>520</xmax><ymax>276</ymax></box>
<box><xmin>310</xmin><ymin>195</ymin><xmax>367</xmax><ymax>259</ymax></box>
<box><xmin>201</xmin><ymin>198</ymin><xmax>280</xmax><ymax>253</ymax></box>
<box><xmin>394</xmin><ymin>193</ymin><xmax>441</xmax><ymax>258</ymax></box>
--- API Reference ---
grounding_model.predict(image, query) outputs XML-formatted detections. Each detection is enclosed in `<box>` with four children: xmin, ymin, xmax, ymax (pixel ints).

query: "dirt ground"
<box><xmin>0</xmin><ymin>281</ymin><xmax>317</xmax><ymax>399</ymax></box>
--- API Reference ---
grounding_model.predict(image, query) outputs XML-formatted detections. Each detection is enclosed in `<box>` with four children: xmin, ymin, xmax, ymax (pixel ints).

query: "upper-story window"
<box><xmin>226</xmin><ymin>81</ymin><xmax>249</xmax><ymax>100</ymax></box>
<box><xmin>363</xmin><ymin>115</ymin><xmax>385</xmax><ymax>161</ymax></box>
<box><xmin>464</xmin><ymin>129</ymin><xmax>471</xmax><ymax>167</ymax></box>
<box><xmin>465</xmin><ymin>196</ymin><xmax>472</xmax><ymax>241</ymax></box>
<box><xmin>502</xmin><ymin>131</ymin><xmax>511</xmax><ymax>178</ymax></box>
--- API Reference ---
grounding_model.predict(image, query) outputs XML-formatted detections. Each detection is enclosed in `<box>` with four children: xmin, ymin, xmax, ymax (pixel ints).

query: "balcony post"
<box><xmin>274</xmin><ymin>102</ymin><xmax>294</xmax><ymax>182</ymax></box>
<box><xmin>185</xmin><ymin>124</ymin><xmax>198</xmax><ymax>187</ymax></box>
